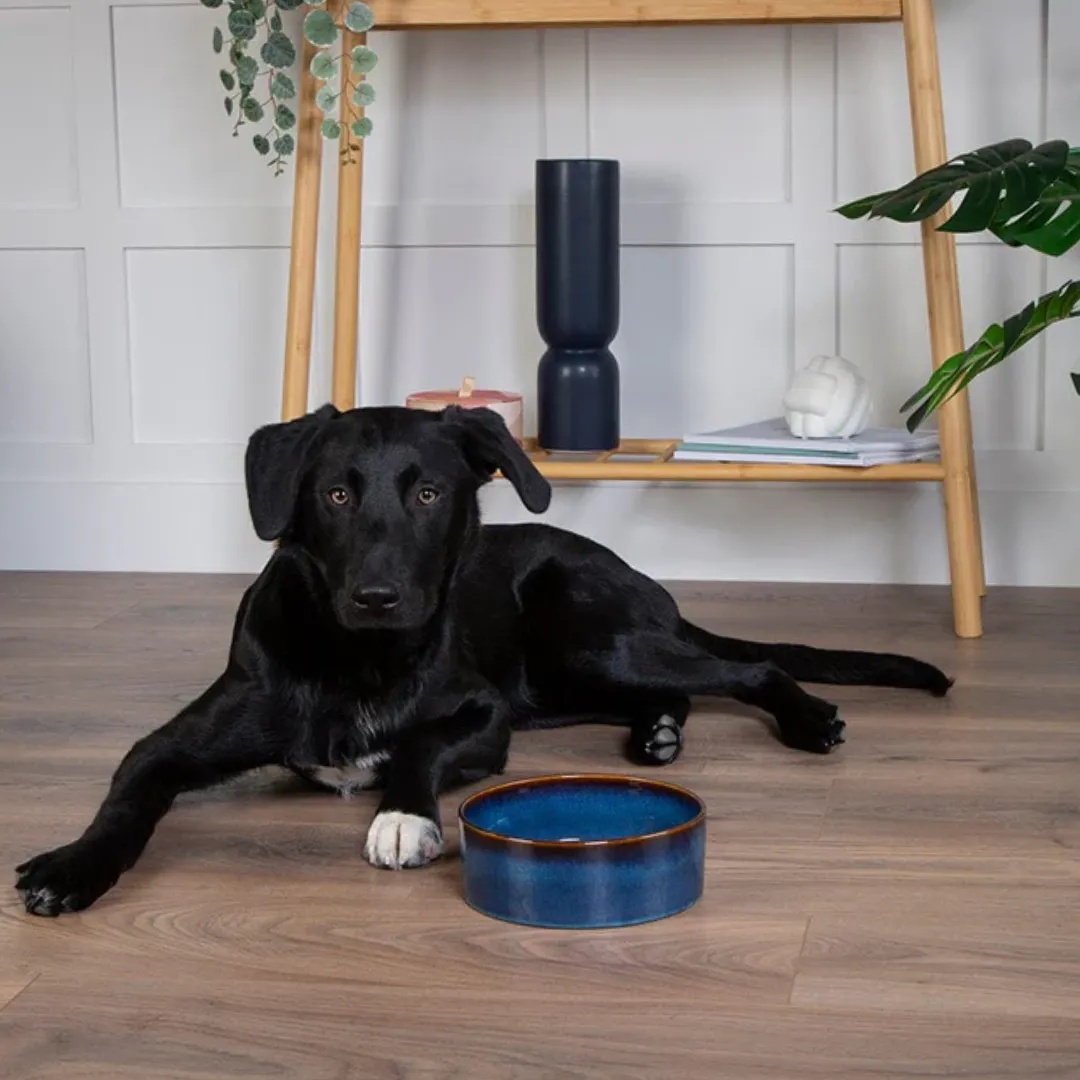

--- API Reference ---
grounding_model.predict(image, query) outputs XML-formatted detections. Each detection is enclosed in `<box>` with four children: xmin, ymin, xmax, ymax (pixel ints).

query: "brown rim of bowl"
<box><xmin>457</xmin><ymin>773</ymin><xmax>707</xmax><ymax>850</ymax></box>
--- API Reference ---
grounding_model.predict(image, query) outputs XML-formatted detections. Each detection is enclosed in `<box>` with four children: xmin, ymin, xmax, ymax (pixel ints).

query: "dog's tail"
<box><xmin>680</xmin><ymin>620</ymin><xmax>953</xmax><ymax>696</ymax></box>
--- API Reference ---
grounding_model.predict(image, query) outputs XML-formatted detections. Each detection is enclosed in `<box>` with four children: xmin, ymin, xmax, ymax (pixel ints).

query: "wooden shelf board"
<box><xmin>523</xmin><ymin>439</ymin><xmax>944</xmax><ymax>482</ymax></box>
<box><xmin>370</xmin><ymin>0</ymin><xmax>901</xmax><ymax>30</ymax></box>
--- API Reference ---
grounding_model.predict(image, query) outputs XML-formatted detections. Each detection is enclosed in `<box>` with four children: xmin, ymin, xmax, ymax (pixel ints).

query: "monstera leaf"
<box><xmin>837</xmin><ymin>139</ymin><xmax>1080</xmax><ymax>258</ymax></box>
<box><xmin>994</xmin><ymin>162</ymin><xmax>1080</xmax><ymax>257</ymax></box>
<box><xmin>901</xmin><ymin>280</ymin><xmax>1080</xmax><ymax>430</ymax></box>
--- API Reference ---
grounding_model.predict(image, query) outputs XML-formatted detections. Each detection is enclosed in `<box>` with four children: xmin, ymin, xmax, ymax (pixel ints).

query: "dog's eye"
<box><xmin>327</xmin><ymin>487</ymin><xmax>350</xmax><ymax>506</ymax></box>
<box><xmin>416</xmin><ymin>487</ymin><xmax>440</xmax><ymax>507</ymax></box>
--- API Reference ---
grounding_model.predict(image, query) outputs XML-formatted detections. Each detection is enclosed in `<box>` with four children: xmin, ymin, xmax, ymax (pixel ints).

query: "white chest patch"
<box><xmin>308</xmin><ymin>751</ymin><xmax>389</xmax><ymax>796</ymax></box>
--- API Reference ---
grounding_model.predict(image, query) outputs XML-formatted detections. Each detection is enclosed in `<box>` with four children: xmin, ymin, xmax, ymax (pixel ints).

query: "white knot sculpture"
<box><xmin>783</xmin><ymin>355</ymin><xmax>873</xmax><ymax>439</ymax></box>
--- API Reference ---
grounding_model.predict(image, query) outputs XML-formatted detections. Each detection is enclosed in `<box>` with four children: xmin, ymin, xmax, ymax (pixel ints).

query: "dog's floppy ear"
<box><xmin>244</xmin><ymin>404</ymin><xmax>339</xmax><ymax>541</ymax></box>
<box><xmin>444</xmin><ymin>405</ymin><xmax>551</xmax><ymax>514</ymax></box>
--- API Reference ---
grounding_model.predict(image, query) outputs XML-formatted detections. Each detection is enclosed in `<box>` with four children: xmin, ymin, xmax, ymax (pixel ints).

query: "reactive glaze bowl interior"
<box><xmin>458</xmin><ymin>774</ymin><xmax>706</xmax><ymax>929</ymax></box>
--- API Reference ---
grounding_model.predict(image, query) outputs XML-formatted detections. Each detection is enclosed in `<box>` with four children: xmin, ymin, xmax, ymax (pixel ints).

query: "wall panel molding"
<box><xmin>0</xmin><ymin>0</ymin><xmax>1075</xmax><ymax>584</ymax></box>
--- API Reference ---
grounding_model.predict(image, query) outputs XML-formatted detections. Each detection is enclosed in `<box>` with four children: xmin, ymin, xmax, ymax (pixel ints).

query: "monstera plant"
<box><xmin>200</xmin><ymin>0</ymin><xmax>378</xmax><ymax>175</ymax></box>
<box><xmin>837</xmin><ymin>139</ymin><xmax>1080</xmax><ymax>430</ymax></box>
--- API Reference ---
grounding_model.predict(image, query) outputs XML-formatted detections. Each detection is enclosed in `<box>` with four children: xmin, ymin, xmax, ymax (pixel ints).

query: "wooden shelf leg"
<box><xmin>970</xmin><ymin>464</ymin><xmax>986</xmax><ymax>596</ymax></box>
<box><xmin>903</xmin><ymin>0</ymin><xmax>984</xmax><ymax>637</ymax></box>
<box><xmin>281</xmin><ymin>36</ymin><xmax>325</xmax><ymax>422</ymax></box>
<box><xmin>331</xmin><ymin>24</ymin><xmax>366</xmax><ymax>411</ymax></box>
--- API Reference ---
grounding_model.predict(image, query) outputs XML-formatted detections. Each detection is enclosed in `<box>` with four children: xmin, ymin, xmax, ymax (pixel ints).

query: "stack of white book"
<box><xmin>674</xmin><ymin>418</ymin><xmax>940</xmax><ymax>466</ymax></box>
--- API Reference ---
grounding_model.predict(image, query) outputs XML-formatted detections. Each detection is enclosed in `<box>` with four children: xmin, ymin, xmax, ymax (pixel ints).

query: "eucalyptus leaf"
<box><xmin>212</xmin><ymin>26</ymin><xmax>223</xmax><ymax>54</ymax></box>
<box><xmin>315</xmin><ymin>85</ymin><xmax>338</xmax><ymax>113</ymax></box>
<box><xmin>304</xmin><ymin>9</ymin><xmax>338</xmax><ymax>46</ymax></box>
<box><xmin>351</xmin><ymin>116</ymin><xmax>373</xmax><ymax>138</ymax></box>
<box><xmin>275</xmin><ymin>104</ymin><xmax>296</xmax><ymax>130</ymax></box>
<box><xmin>261</xmin><ymin>30</ymin><xmax>296</xmax><ymax>68</ymax></box>
<box><xmin>235</xmin><ymin>54</ymin><xmax>259</xmax><ymax>88</ymax></box>
<box><xmin>350</xmin><ymin>44</ymin><xmax>378</xmax><ymax>74</ymax></box>
<box><xmin>200</xmin><ymin>0</ymin><xmax>223</xmax><ymax>7</ymax></box>
<box><xmin>224</xmin><ymin>96</ymin><xmax>234</xmax><ymax>115</ymax></box>
<box><xmin>253</xmin><ymin>134</ymin><xmax>271</xmax><ymax>155</ymax></box>
<box><xmin>344</xmin><ymin>2</ymin><xmax>375</xmax><ymax>32</ymax></box>
<box><xmin>271</xmin><ymin>72</ymin><xmax>296</xmax><ymax>100</ymax></box>
<box><xmin>352</xmin><ymin>82</ymin><xmax>376</xmax><ymax>107</ymax></box>
<box><xmin>270</xmin><ymin>11</ymin><xmax>283</xmax><ymax>31</ymax></box>
<box><xmin>276</xmin><ymin>0</ymin><xmax>304</xmax><ymax>8</ymax></box>
<box><xmin>274</xmin><ymin>134</ymin><xmax>296</xmax><ymax>156</ymax></box>
<box><xmin>311</xmin><ymin>51</ymin><xmax>338</xmax><ymax>80</ymax></box>
<box><xmin>242</xmin><ymin>96</ymin><xmax>265</xmax><ymax>123</ymax></box>
<box><xmin>227</xmin><ymin>8</ymin><xmax>256</xmax><ymax>41</ymax></box>
<box><xmin>322</xmin><ymin>118</ymin><xmax>341</xmax><ymax>139</ymax></box>
<box><xmin>219</xmin><ymin>69</ymin><xmax>235</xmax><ymax>91</ymax></box>
<box><xmin>1071</xmin><ymin>372</ymin><xmax>1080</xmax><ymax>395</ymax></box>
<box><xmin>246</xmin><ymin>0</ymin><xmax>266</xmax><ymax>17</ymax></box>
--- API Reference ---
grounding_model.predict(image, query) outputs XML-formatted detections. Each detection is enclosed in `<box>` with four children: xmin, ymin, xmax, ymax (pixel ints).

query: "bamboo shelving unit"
<box><xmin>279</xmin><ymin>0</ymin><xmax>986</xmax><ymax>638</ymax></box>
<box><xmin>524</xmin><ymin>440</ymin><xmax>948</xmax><ymax>483</ymax></box>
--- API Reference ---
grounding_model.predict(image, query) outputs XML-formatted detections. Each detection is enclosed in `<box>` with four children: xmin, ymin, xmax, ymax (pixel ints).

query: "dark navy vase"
<box><xmin>535</xmin><ymin>159</ymin><xmax>621</xmax><ymax>452</ymax></box>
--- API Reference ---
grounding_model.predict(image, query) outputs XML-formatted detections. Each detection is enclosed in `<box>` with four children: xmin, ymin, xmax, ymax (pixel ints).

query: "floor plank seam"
<box><xmin>0</xmin><ymin>973</ymin><xmax>41</xmax><ymax>1017</ymax></box>
<box><xmin>789</xmin><ymin>915</ymin><xmax>814</xmax><ymax>1006</ymax></box>
<box><xmin>813</xmin><ymin>779</ymin><xmax>839</xmax><ymax>842</ymax></box>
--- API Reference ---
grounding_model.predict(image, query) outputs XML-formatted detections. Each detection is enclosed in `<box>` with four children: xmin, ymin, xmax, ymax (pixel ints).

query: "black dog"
<box><xmin>15</xmin><ymin>404</ymin><xmax>951</xmax><ymax>915</ymax></box>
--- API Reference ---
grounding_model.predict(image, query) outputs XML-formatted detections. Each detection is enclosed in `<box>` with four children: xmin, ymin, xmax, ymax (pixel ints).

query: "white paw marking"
<box><xmin>656</xmin><ymin>714</ymin><xmax>678</xmax><ymax>735</ymax></box>
<box><xmin>363</xmin><ymin>811</ymin><xmax>443</xmax><ymax>870</ymax></box>
<box><xmin>309</xmin><ymin>752</ymin><xmax>389</xmax><ymax>797</ymax></box>
<box><xmin>648</xmin><ymin>715</ymin><xmax>681</xmax><ymax>761</ymax></box>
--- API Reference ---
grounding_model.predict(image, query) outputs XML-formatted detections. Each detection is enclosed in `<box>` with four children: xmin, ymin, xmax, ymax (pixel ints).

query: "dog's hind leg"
<box><xmin>606</xmin><ymin>694</ymin><xmax>690</xmax><ymax>766</ymax></box>
<box><xmin>517</xmin><ymin>693</ymin><xmax>691</xmax><ymax>766</ymax></box>
<box><xmin>569</xmin><ymin>631</ymin><xmax>846</xmax><ymax>755</ymax></box>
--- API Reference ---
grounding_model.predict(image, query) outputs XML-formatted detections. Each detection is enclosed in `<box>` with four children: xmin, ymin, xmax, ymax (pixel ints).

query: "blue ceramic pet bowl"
<box><xmin>457</xmin><ymin>774</ymin><xmax>706</xmax><ymax>929</ymax></box>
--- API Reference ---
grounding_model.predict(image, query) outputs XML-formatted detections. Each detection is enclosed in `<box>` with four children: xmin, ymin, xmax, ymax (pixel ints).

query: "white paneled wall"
<box><xmin>1</xmin><ymin>0</ymin><xmax>1079</xmax><ymax>588</ymax></box>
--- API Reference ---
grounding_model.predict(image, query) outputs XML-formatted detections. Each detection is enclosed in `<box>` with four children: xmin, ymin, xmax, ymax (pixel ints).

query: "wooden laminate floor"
<box><xmin>0</xmin><ymin>572</ymin><xmax>1078</xmax><ymax>1079</ymax></box>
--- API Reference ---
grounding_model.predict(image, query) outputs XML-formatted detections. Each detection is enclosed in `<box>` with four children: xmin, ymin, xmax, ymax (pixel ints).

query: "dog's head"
<box><xmin>244</xmin><ymin>404</ymin><xmax>550</xmax><ymax>631</ymax></box>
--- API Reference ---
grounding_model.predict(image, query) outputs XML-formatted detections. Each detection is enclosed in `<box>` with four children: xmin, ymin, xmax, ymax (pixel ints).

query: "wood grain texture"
<box><xmin>0</xmin><ymin>975</ymin><xmax>38</xmax><ymax>1015</ymax></box>
<box><xmin>532</xmin><ymin>458</ymin><xmax>946</xmax><ymax>482</ymax></box>
<box><xmin>902</xmin><ymin>0</ymin><xmax>983</xmax><ymax>638</ymax></box>
<box><xmin>1</xmin><ymin>573</ymin><xmax>1078</xmax><ymax>1078</ymax></box>
<box><xmin>367</xmin><ymin>0</ymin><xmax>901</xmax><ymax>30</ymax></box>
<box><xmin>281</xmin><ymin>36</ymin><xmax>324</xmax><ymax>421</ymax></box>
<box><xmin>330</xmin><ymin>13</ymin><xmax>365</xmax><ymax>412</ymax></box>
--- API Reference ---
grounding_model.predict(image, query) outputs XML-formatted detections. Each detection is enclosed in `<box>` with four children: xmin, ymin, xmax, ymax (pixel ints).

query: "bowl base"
<box><xmin>461</xmin><ymin>893</ymin><xmax>702</xmax><ymax>931</ymax></box>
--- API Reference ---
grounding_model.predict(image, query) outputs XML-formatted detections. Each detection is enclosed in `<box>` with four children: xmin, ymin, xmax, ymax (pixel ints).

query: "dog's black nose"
<box><xmin>350</xmin><ymin>585</ymin><xmax>401</xmax><ymax>612</ymax></box>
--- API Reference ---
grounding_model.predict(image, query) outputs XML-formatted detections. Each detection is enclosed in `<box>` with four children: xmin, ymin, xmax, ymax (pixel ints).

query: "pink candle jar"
<box><xmin>406</xmin><ymin>378</ymin><xmax>524</xmax><ymax>443</ymax></box>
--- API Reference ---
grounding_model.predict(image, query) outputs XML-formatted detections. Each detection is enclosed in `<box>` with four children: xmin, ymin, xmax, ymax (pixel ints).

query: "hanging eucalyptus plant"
<box><xmin>199</xmin><ymin>0</ymin><xmax>378</xmax><ymax>175</ymax></box>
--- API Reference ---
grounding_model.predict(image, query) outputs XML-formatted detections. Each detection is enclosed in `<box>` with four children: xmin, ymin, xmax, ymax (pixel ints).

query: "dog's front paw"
<box><xmin>364</xmin><ymin>811</ymin><xmax>443</xmax><ymax>870</ymax></box>
<box><xmin>16</xmin><ymin>840</ymin><xmax>121</xmax><ymax>917</ymax></box>
<box><xmin>778</xmin><ymin>698</ymin><xmax>846</xmax><ymax>755</ymax></box>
